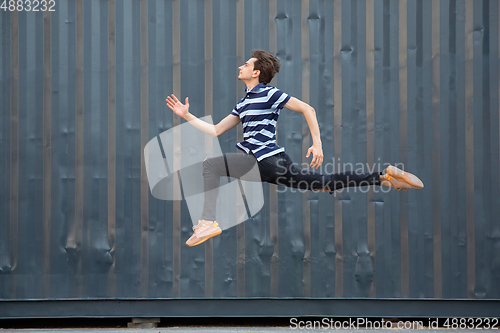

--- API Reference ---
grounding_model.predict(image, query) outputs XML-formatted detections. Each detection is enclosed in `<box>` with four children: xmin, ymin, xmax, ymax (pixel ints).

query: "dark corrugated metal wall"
<box><xmin>1</xmin><ymin>0</ymin><xmax>499</xmax><ymax>301</ymax></box>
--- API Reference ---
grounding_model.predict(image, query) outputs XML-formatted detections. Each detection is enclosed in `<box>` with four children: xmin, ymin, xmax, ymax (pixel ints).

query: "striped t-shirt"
<box><xmin>231</xmin><ymin>83</ymin><xmax>291</xmax><ymax>161</ymax></box>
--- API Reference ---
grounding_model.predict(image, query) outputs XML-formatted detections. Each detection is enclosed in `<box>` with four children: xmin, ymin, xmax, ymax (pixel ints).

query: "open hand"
<box><xmin>306</xmin><ymin>144</ymin><xmax>323</xmax><ymax>169</ymax></box>
<box><xmin>166</xmin><ymin>94</ymin><xmax>189</xmax><ymax>119</ymax></box>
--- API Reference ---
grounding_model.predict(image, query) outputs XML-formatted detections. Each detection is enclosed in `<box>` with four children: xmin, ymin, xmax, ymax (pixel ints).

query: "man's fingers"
<box><xmin>166</xmin><ymin>96</ymin><xmax>179</xmax><ymax>112</ymax></box>
<box><xmin>309</xmin><ymin>151</ymin><xmax>315</xmax><ymax>167</ymax></box>
<box><xmin>172</xmin><ymin>94</ymin><xmax>180</xmax><ymax>103</ymax></box>
<box><xmin>310</xmin><ymin>156</ymin><xmax>323</xmax><ymax>169</ymax></box>
<box><xmin>310</xmin><ymin>157</ymin><xmax>317</xmax><ymax>168</ymax></box>
<box><xmin>166</xmin><ymin>96</ymin><xmax>175</xmax><ymax>105</ymax></box>
<box><xmin>307</xmin><ymin>148</ymin><xmax>323</xmax><ymax>169</ymax></box>
<box><xmin>317</xmin><ymin>158</ymin><xmax>323</xmax><ymax>169</ymax></box>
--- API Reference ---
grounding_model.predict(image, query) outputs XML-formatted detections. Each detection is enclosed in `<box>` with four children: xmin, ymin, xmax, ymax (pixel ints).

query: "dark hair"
<box><xmin>251</xmin><ymin>49</ymin><xmax>281</xmax><ymax>85</ymax></box>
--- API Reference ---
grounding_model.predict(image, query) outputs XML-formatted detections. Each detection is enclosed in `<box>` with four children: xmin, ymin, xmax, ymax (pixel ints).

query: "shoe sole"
<box><xmin>186</xmin><ymin>228</ymin><xmax>222</xmax><ymax>247</ymax></box>
<box><xmin>386</xmin><ymin>166</ymin><xmax>424</xmax><ymax>189</ymax></box>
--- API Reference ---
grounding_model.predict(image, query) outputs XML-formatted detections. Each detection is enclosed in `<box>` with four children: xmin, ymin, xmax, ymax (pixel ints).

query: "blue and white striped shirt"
<box><xmin>231</xmin><ymin>83</ymin><xmax>291</xmax><ymax>161</ymax></box>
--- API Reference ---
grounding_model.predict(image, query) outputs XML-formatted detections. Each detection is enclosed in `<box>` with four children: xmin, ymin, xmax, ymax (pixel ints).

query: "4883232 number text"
<box><xmin>1</xmin><ymin>0</ymin><xmax>55</xmax><ymax>12</ymax></box>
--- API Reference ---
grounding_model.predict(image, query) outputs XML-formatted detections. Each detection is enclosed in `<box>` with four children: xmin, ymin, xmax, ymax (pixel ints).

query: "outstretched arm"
<box><xmin>284</xmin><ymin>97</ymin><xmax>323</xmax><ymax>169</ymax></box>
<box><xmin>166</xmin><ymin>94</ymin><xmax>240</xmax><ymax>137</ymax></box>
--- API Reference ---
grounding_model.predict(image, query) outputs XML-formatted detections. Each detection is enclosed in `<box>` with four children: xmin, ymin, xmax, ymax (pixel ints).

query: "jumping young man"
<box><xmin>166</xmin><ymin>49</ymin><xmax>424</xmax><ymax>247</ymax></box>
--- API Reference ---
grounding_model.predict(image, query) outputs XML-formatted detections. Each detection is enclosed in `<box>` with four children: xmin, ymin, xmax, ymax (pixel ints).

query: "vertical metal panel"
<box><xmin>131</xmin><ymin>0</ymin><xmax>142</xmax><ymax>297</ymax></box>
<box><xmin>455</xmin><ymin>0</ymin><xmax>468</xmax><ymax>298</ymax></box>
<box><xmin>60</xmin><ymin>0</ymin><xmax>77</xmax><ymax>299</ymax></box>
<box><xmin>179</xmin><ymin>0</ymin><xmax>206</xmax><ymax>298</ymax></box>
<box><xmin>464</xmin><ymin>0</ymin><xmax>475</xmax><ymax>299</ymax></box>
<box><xmin>73</xmin><ymin>0</ymin><xmax>84</xmax><ymax>298</ymax></box>
<box><xmin>209</xmin><ymin>1</ymin><xmax>223</xmax><ymax>297</ymax></box>
<box><xmin>276</xmin><ymin>0</ymin><xmax>304</xmax><ymax>298</ymax></box>
<box><xmin>42</xmin><ymin>9</ymin><xmax>52</xmax><ymax>299</ymax></box>
<box><xmin>398</xmin><ymin>0</ymin><xmax>409</xmax><ymax>299</ymax></box>
<box><xmin>204</xmin><ymin>0</ymin><xmax>214</xmax><ymax>299</ymax></box>
<box><xmin>406</xmin><ymin>0</ymin><xmax>434</xmax><ymax>298</ymax></box>
<box><xmin>473</xmin><ymin>0</ymin><xmax>498</xmax><ymax>299</ymax></box>
<box><xmin>479</xmin><ymin>0</ymin><xmax>493</xmax><ymax>299</ymax></box>
<box><xmin>340</xmin><ymin>0</ymin><xmax>353</xmax><ymax>297</ymax></box>
<box><xmin>309</xmin><ymin>0</ymin><xmax>336</xmax><ymax>299</ymax></box>
<box><xmin>405</xmin><ymin>0</ymin><xmax>434</xmax><ymax>298</ymax></box>
<box><xmin>107</xmin><ymin>0</ymin><xmax>117</xmax><ymax>299</ymax></box>
<box><xmin>140</xmin><ymin>0</ymin><xmax>149</xmax><ymax>298</ymax></box>
<box><xmin>268</xmin><ymin>0</ymin><xmax>279</xmax><ymax>298</ymax></box>
<box><xmin>160</xmin><ymin>0</ymin><xmax>174</xmax><ymax>299</ymax></box>
<box><xmin>473</xmin><ymin>0</ymin><xmax>485</xmax><ymax>298</ymax></box>
<box><xmin>9</xmin><ymin>9</ymin><xmax>19</xmax><ymax>300</ymax></box>
<box><xmin>333</xmin><ymin>0</ymin><xmax>343</xmax><ymax>298</ymax></box>
<box><xmin>472</xmin><ymin>0</ymin><xmax>484</xmax><ymax>299</ymax></box>
<box><xmin>353</xmin><ymin>0</ymin><xmax>369</xmax><ymax>298</ymax></box>
<box><xmin>236</xmin><ymin>0</ymin><xmax>245</xmax><ymax>299</ymax></box>
<box><xmin>440</xmin><ymin>0</ymin><xmax>452</xmax><ymax>298</ymax></box>
<box><xmin>16</xmin><ymin>9</ymin><xmax>26</xmax><ymax>299</ymax></box>
<box><xmin>146</xmin><ymin>0</ymin><xmax>172</xmax><ymax>299</ymax></box>
<box><xmin>233</xmin><ymin>0</ymin><xmax>275</xmax><ymax>300</ymax></box>
<box><xmin>406</xmin><ymin>0</ymin><xmax>417</xmax><ymax>298</ymax></box>
<box><xmin>366</xmin><ymin>0</ymin><xmax>376</xmax><ymax>299</ymax></box>
<box><xmin>171</xmin><ymin>0</ymin><xmax>181</xmax><ymax>299</ymax></box>
<box><xmin>85</xmin><ymin>0</ymin><xmax>110</xmax><ymax>298</ymax></box>
<box><xmin>374</xmin><ymin>0</ymin><xmax>398</xmax><ymax>298</ymax></box>
<box><xmin>421</xmin><ymin>0</ymin><xmax>434</xmax><ymax>298</ymax></box>
<box><xmin>335</xmin><ymin>0</ymin><xmax>352</xmax><ymax>296</ymax></box>
<box><xmin>306</xmin><ymin>0</ymin><xmax>332</xmax><ymax>300</ymax></box>
<box><xmin>145</xmin><ymin>0</ymin><xmax>175</xmax><ymax>300</ymax></box>
<box><xmin>319</xmin><ymin>0</ymin><xmax>335</xmax><ymax>299</ymax></box>
<box><xmin>300</xmin><ymin>0</ymin><xmax>311</xmax><ymax>298</ymax></box>
<box><xmin>114</xmin><ymin>0</ymin><xmax>142</xmax><ymax>298</ymax></box>
<box><xmin>431</xmin><ymin>0</ymin><xmax>443</xmax><ymax>299</ymax></box>
<box><xmin>492</xmin><ymin>0</ymin><xmax>500</xmax><ymax>298</ymax></box>
<box><xmin>240</xmin><ymin>0</ymin><xmax>272</xmax><ymax>299</ymax></box>
<box><xmin>1</xmin><ymin>0</ymin><xmax>500</xmax><ymax>306</ymax></box>
<box><xmin>487</xmin><ymin>0</ymin><xmax>498</xmax><ymax>298</ymax></box>
<box><xmin>49</xmin><ymin>2</ymin><xmax>61</xmax><ymax>298</ymax></box>
<box><xmin>34</xmin><ymin>10</ymin><xmax>46</xmax><ymax>300</ymax></box>
<box><xmin>21</xmin><ymin>8</ymin><xmax>45</xmax><ymax>299</ymax></box>
<box><xmin>373</xmin><ymin>0</ymin><xmax>385</xmax><ymax>298</ymax></box>
<box><xmin>0</xmin><ymin>9</ymin><xmax>11</xmax><ymax>300</ymax></box>
<box><xmin>211</xmin><ymin>0</ymin><xmax>236</xmax><ymax>298</ymax></box>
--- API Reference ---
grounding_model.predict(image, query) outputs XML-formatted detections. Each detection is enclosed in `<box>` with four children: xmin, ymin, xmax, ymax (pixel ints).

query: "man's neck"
<box><xmin>244</xmin><ymin>80</ymin><xmax>261</xmax><ymax>92</ymax></box>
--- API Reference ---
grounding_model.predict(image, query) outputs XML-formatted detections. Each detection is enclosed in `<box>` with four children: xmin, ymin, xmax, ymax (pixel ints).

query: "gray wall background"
<box><xmin>1</xmin><ymin>0</ymin><xmax>500</xmax><ymax>302</ymax></box>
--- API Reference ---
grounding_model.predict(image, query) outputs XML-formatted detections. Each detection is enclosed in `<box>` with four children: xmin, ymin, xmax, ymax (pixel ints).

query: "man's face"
<box><xmin>238</xmin><ymin>58</ymin><xmax>259</xmax><ymax>81</ymax></box>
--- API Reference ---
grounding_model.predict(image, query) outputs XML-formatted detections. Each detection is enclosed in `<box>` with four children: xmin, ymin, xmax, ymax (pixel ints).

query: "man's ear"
<box><xmin>252</xmin><ymin>69</ymin><xmax>260</xmax><ymax>78</ymax></box>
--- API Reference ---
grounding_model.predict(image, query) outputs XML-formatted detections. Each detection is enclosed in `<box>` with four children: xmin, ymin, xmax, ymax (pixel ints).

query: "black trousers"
<box><xmin>201</xmin><ymin>152</ymin><xmax>381</xmax><ymax>221</ymax></box>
